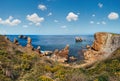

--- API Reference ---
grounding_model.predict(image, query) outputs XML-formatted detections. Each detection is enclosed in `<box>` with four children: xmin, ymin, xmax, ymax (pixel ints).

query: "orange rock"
<box><xmin>51</xmin><ymin>45</ymin><xmax>69</xmax><ymax>63</ymax></box>
<box><xmin>26</xmin><ymin>37</ymin><xmax>33</xmax><ymax>50</ymax></box>
<box><xmin>92</xmin><ymin>32</ymin><xmax>108</xmax><ymax>51</ymax></box>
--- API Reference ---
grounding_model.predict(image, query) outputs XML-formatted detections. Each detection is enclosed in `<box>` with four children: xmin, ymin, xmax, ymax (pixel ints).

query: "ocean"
<box><xmin>7</xmin><ymin>35</ymin><xmax>94</xmax><ymax>60</ymax></box>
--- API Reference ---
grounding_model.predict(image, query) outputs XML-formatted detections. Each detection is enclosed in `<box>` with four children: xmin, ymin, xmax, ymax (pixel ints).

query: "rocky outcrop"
<box><xmin>26</xmin><ymin>37</ymin><xmax>33</xmax><ymax>50</ymax></box>
<box><xmin>51</xmin><ymin>45</ymin><xmax>69</xmax><ymax>63</ymax></box>
<box><xmin>84</xmin><ymin>32</ymin><xmax>120</xmax><ymax>63</ymax></box>
<box><xmin>18</xmin><ymin>35</ymin><xmax>27</xmax><ymax>39</ymax></box>
<box><xmin>69</xmin><ymin>56</ymin><xmax>77</xmax><ymax>62</ymax></box>
<box><xmin>86</xmin><ymin>45</ymin><xmax>91</xmax><ymax>49</ymax></box>
<box><xmin>13</xmin><ymin>38</ymin><xmax>19</xmax><ymax>45</ymax></box>
<box><xmin>35</xmin><ymin>46</ymin><xmax>41</xmax><ymax>54</ymax></box>
<box><xmin>75</xmin><ymin>37</ymin><xmax>82</xmax><ymax>42</ymax></box>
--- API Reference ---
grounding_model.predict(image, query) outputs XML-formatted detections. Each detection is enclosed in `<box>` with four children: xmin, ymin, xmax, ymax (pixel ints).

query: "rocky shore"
<box><xmin>6</xmin><ymin>35</ymin><xmax>73</xmax><ymax>63</ymax></box>
<box><xmin>3</xmin><ymin>32</ymin><xmax>120</xmax><ymax>67</ymax></box>
<box><xmin>1</xmin><ymin>33</ymin><xmax>120</xmax><ymax>81</ymax></box>
<box><xmin>83</xmin><ymin>32</ymin><xmax>120</xmax><ymax>67</ymax></box>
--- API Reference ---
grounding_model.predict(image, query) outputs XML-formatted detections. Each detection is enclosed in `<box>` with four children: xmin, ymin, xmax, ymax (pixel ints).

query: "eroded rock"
<box><xmin>26</xmin><ymin>37</ymin><xmax>33</xmax><ymax>50</ymax></box>
<box><xmin>13</xmin><ymin>38</ymin><xmax>19</xmax><ymax>45</ymax></box>
<box><xmin>51</xmin><ymin>45</ymin><xmax>69</xmax><ymax>63</ymax></box>
<box><xmin>92</xmin><ymin>32</ymin><xmax>108</xmax><ymax>51</ymax></box>
<box><xmin>84</xmin><ymin>32</ymin><xmax>120</xmax><ymax>63</ymax></box>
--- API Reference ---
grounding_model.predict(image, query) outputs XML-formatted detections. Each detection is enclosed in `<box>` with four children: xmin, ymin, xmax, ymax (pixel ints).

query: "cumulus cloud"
<box><xmin>98</xmin><ymin>3</ymin><xmax>103</xmax><ymax>8</ymax></box>
<box><xmin>0</xmin><ymin>16</ymin><xmax>21</xmax><ymax>26</ymax></box>
<box><xmin>38</xmin><ymin>4</ymin><xmax>47</xmax><ymax>11</ymax></box>
<box><xmin>90</xmin><ymin>21</ymin><xmax>94</xmax><ymax>24</ymax></box>
<box><xmin>61</xmin><ymin>25</ymin><xmax>67</xmax><ymax>28</ymax></box>
<box><xmin>48</xmin><ymin>12</ymin><xmax>52</xmax><ymax>16</ymax></box>
<box><xmin>90</xmin><ymin>21</ymin><xmax>106</xmax><ymax>25</ymax></box>
<box><xmin>92</xmin><ymin>14</ymin><xmax>95</xmax><ymax>17</ymax></box>
<box><xmin>66</xmin><ymin>12</ymin><xmax>78</xmax><ymax>22</ymax></box>
<box><xmin>27</xmin><ymin>13</ymin><xmax>44</xmax><ymax>26</ymax></box>
<box><xmin>108</xmin><ymin>12</ymin><xmax>119</xmax><ymax>20</ymax></box>
<box><xmin>97</xmin><ymin>22</ymin><xmax>100</xmax><ymax>25</ymax></box>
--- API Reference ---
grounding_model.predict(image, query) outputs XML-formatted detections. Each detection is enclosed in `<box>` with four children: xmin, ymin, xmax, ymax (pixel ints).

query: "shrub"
<box><xmin>97</xmin><ymin>75</ymin><xmax>108</xmax><ymax>81</ymax></box>
<box><xmin>38</xmin><ymin>75</ymin><xmax>53</xmax><ymax>81</ymax></box>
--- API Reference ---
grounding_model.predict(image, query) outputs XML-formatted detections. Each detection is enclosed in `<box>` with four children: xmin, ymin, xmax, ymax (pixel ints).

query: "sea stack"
<box><xmin>51</xmin><ymin>45</ymin><xmax>69</xmax><ymax>63</ymax></box>
<box><xmin>75</xmin><ymin>37</ymin><xmax>82</xmax><ymax>42</ymax></box>
<box><xmin>26</xmin><ymin>37</ymin><xmax>33</xmax><ymax>50</ymax></box>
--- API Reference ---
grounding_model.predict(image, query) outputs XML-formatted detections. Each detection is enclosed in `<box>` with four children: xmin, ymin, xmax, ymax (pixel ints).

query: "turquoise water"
<box><xmin>7</xmin><ymin>35</ymin><xmax>94</xmax><ymax>60</ymax></box>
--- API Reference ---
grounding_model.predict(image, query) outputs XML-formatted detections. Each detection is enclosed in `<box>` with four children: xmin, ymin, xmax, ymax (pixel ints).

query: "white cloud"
<box><xmin>92</xmin><ymin>14</ymin><xmax>95</xmax><ymax>17</ymax></box>
<box><xmin>27</xmin><ymin>13</ymin><xmax>44</xmax><ymax>26</ymax></box>
<box><xmin>61</xmin><ymin>25</ymin><xmax>67</xmax><ymax>28</ymax></box>
<box><xmin>35</xmin><ymin>23</ymin><xmax>40</xmax><ymax>26</ymax></box>
<box><xmin>23</xmin><ymin>25</ymin><xmax>28</xmax><ymax>28</ymax></box>
<box><xmin>90</xmin><ymin>21</ymin><xmax>106</xmax><ymax>25</ymax></box>
<box><xmin>101</xmin><ymin>21</ymin><xmax>106</xmax><ymax>25</ymax></box>
<box><xmin>66</xmin><ymin>12</ymin><xmax>78</xmax><ymax>22</ymax></box>
<box><xmin>38</xmin><ymin>4</ymin><xmax>47</xmax><ymax>11</ymax></box>
<box><xmin>97</xmin><ymin>22</ymin><xmax>100</xmax><ymax>25</ymax></box>
<box><xmin>0</xmin><ymin>16</ymin><xmax>21</xmax><ymax>26</ymax></box>
<box><xmin>90</xmin><ymin>21</ymin><xmax>94</xmax><ymax>24</ymax></box>
<box><xmin>108</xmin><ymin>12</ymin><xmax>119</xmax><ymax>20</ymax></box>
<box><xmin>54</xmin><ymin>20</ymin><xmax>59</xmax><ymax>23</ymax></box>
<box><xmin>48</xmin><ymin>12</ymin><xmax>52</xmax><ymax>16</ymax></box>
<box><xmin>98</xmin><ymin>3</ymin><xmax>103</xmax><ymax>8</ymax></box>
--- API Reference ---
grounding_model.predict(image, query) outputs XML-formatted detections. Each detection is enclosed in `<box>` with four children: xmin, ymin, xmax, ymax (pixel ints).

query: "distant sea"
<box><xmin>7</xmin><ymin>35</ymin><xmax>94</xmax><ymax>60</ymax></box>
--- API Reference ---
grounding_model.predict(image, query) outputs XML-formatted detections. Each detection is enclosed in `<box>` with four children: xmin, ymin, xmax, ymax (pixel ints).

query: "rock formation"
<box><xmin>69</xmin><ymin>56</ymin><xmax>77</xmax><ymax>62</ymax></box>
<box><xmin>18</xmin><ymin>35</ymin><xmax>27</xmax><ymax>39</ymax></box>
<box><xmin>86</xmin><ymin>45</ymin><xmax>91</xmax><ymax>49</ymax></box>
<box><xmin>75</xmin><ymin>37</ymin><xmax>82</xmax><ymax>42</ymax></box>
<box><xmin>26</xmin><ymin>37</ymin><xmax>33</xmax><ymax>50</ymax></box>
<box><xmin>13</xmin><ymin>38</ymin><xmax>19</xmax><ymax>45</ymax></box>
<box><xmin>84</xmin><ymin>32</ymin><xmax>120</xmax><ymax>63</ymax></box>
<box><xmin>35</xmin><ymin>46</ymin><xmax>41</xmax><ymax>54</ymax></box>
<box><xmin>51</xmin><ymin>45</ymin><xmax>69</xmax><ymax>63</ymax></box>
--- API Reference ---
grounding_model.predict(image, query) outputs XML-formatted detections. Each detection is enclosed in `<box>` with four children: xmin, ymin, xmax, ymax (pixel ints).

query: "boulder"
<box><xmin>69</xmin><ymin>56</ymin><xmax>77</xmax><ymax>62</ymax></box>
<box><xmin>86</xmin><ymin>45</ymin><xmax>91</xmax><ymax>49</ymax></box>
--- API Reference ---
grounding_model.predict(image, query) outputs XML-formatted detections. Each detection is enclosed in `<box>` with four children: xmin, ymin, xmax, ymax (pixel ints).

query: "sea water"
<box><xmin>7</xmin><ymin>35</ymin><xmax>94</xmax><ymax>60</ymax></box>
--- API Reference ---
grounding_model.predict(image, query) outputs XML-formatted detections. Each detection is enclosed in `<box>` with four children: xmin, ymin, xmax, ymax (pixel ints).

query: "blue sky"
<box><xmin>0</xmin><ymin>0</ymin><xmax>120</xmax><ymax>35</ymax></box>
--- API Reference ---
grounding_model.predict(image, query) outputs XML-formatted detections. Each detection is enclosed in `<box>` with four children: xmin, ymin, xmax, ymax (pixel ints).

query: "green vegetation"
<box><xmin>0</xmin><ymin>36</ymin><xmax>120</xmax><ymax>81</ymax></box>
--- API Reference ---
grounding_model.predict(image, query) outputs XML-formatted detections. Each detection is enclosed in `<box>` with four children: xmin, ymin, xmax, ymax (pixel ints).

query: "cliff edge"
<box><xmin>84</xmin><ymin>32</ymin><xmax>120</xmax><ymax>64</ymax></box>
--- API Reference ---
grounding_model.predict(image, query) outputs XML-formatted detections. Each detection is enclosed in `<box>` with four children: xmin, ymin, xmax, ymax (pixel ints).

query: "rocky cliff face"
<box><xmin>84</xmin><ymin>32</ymin><xmax>120</xmax><ymax>63</ymax></box>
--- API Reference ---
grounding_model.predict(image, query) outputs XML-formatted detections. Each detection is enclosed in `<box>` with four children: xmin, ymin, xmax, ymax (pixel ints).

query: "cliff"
<box><xmin>84</xmin><ymin>32</ymin><xmax>120</xmax><ymax>64</ymax></box>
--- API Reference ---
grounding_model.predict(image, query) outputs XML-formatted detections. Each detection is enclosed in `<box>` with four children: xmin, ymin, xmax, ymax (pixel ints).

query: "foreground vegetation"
<box><xmin>0</xmin><ymin>36</ymin><xmax>120</xmax><ymax>81</ymax></box>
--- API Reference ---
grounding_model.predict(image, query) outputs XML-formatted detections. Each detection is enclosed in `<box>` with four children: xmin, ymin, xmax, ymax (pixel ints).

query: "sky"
<box><xmin>0</xmin><ymin>0</ymin><xmax>120</xmax><ymax>35</ymax></box>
